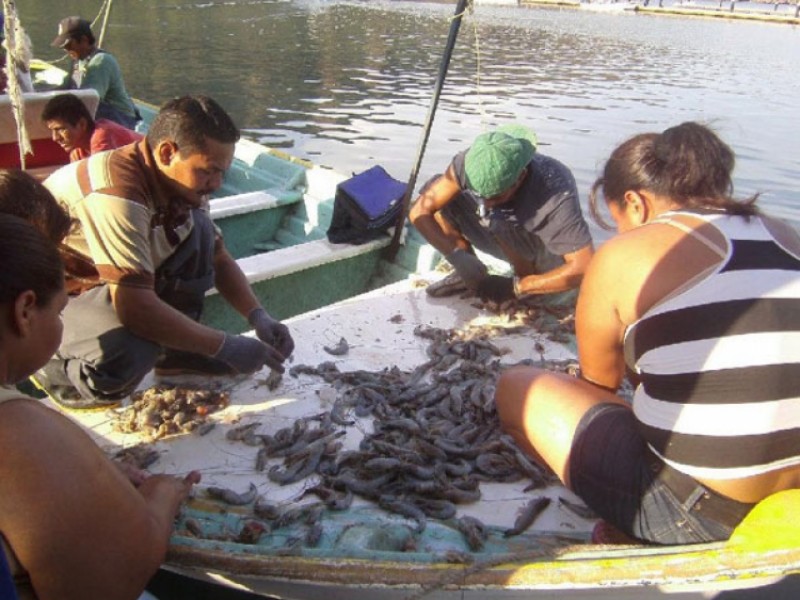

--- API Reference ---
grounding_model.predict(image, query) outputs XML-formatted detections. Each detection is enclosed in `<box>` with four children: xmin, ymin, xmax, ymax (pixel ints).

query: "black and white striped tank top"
<box><xmin>624</xmin><ymin>210</ymin><xmax>800</xmax><ymax>480</ymax></box>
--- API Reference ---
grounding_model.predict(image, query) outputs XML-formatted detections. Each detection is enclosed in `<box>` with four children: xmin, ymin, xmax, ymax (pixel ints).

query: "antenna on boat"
<box><xmin>384</xmin><ymin>0</ymin><xmax>470</xmax><ymax>262</ymax></box>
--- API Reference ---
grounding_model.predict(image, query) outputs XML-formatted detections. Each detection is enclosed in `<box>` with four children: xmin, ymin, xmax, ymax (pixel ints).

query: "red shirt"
<box><xmin>69</xmin><ymin>118</ymin><xmax>143</xmax><ymax>162</ymax></box>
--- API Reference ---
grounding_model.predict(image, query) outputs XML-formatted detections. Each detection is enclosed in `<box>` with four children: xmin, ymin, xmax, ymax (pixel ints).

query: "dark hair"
<box><xmin>0</xmin><ymin>214</ymin><xmax>64</xmax><ymax>307</ymax></box>
<box><xmin>71</xmin><ymin>28</ymin><xmax>95</xmax><ymax>46</ymax></box>
<box><xmin>41</xmin><ymin>93</ymin><xmax>95</xmax><ymax>128</ymax></box>
<box><xmin>589</xmin><ymin>122</ymin><xmax>758</xmax><ymax>230</ymax></box>
<box><xmin>0</xmin><ymin>169</ymin><xmax>74</xmax><ymax>244</ymax></box>
<box><xmin>146</xmin><ymin>95</ymin><xmax>240</xmax><ymax>157</ymax></box>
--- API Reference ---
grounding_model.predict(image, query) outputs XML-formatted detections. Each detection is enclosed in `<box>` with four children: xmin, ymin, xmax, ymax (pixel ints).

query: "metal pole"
<box><xmin>385</xmin><ymin>0</ymin><xmax>469</xmax><ymax>261</ymax></box>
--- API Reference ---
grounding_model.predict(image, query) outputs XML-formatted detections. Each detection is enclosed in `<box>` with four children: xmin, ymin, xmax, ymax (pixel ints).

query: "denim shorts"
<box><xmin>569</xmin><ymin>404</ymin><xmax>754</xmax><ymax>545</ymax></box>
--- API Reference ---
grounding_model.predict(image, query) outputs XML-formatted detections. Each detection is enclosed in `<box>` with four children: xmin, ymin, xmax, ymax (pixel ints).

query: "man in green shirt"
<box><xmin>51</xmin><ymin>16</ymin><xmax>139</xmax><ymax>129</ymax></box>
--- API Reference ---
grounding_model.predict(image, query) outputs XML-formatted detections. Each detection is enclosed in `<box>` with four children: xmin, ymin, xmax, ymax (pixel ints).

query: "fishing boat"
<box><xmin>3</xmin><ymin>13</ymin><xmax>798</xmax><ymax>600</ymax></box>
<box><xmin>49</xmin><ymin>277</ymin><xmax>800</xmax><ymax>600</ymax></box>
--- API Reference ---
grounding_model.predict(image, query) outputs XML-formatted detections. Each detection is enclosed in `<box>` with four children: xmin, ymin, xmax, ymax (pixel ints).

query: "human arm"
<box><xmin>475</xmin><ymin>243</ymin><xmax>594</xmax><ymax>303</ymax></box>
<box><xmin>409</xmin><ymin>166</ymin><xmax>464</xmax><ymax>256</ymax></box>
<box><xmin>409</xmin><ymin>166</ymin><xmax>488</xmax><ymax>286</ymax></box>
<box><xmin>515</xmin><ymin>243</ymin><xmax>594</xmax><ymax>296</ymax></box>
<box><xmin>0</xmin><ymin>400</ymin><xmax>200</xmax><ymax>600</ymax></box>
<box><xmin>574</xmin><ymin>241</ymin><xmax>629</xmax><ymax>391</ymax></box>
<box><xmin>110</xmin><ymin>283</ymin><xmax>225</xmax><ymax>356</ymax></box>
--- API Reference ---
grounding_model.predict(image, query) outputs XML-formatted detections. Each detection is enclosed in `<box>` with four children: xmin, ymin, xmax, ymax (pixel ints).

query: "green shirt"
<box><xmin>70</xmin><ymin>49</ymin><xmax>136</xmax><ymax>119</ymax></box>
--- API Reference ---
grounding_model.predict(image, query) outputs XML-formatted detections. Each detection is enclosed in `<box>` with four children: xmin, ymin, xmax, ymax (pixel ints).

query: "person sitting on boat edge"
<box><xmin>37</xmin><ymin>95</ymin><xmax>295</xmax><ymax>410</ymax></box>
<box><xmin>409</xmin><ymin>124</ymin><xmax>594</xmax><ymax>304</ymax></box>
<box><xmin>41</xmin><ymin>92</ymin><xmax>143</xmax><ymax>162</ymax></box>
<box><xmin>50</xmin><ymin>16</ymin><xmax>140</xmax><ymax>130</ymax></box>
<box><xmin>0</xmin><ymin>214</ymin><xmax>200</xmax><ymax>600</ymax></box>
<box><xmin>495</xmin><ymin>122</ymin><xmax>800</xmax><ymax>545</ymax></box>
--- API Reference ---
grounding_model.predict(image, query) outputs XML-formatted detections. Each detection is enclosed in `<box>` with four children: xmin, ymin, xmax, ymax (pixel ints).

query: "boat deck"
<box><xmin>62</xmin><ymin>274</ymin><xmax>591</xmax><ymax>540</ymax></box>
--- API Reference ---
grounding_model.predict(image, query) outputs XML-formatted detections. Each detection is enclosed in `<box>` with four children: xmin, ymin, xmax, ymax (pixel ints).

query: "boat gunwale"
<box><xmin>165</xmin><ymin>536</ymin><xmax>800</xmax><ymax>589</ymax></box>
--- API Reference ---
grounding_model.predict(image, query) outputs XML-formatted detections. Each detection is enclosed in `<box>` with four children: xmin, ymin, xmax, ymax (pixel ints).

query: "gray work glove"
<box><xmin>248</xmin><ymin>308</ymin><xmax>295</xmax><ymax>359</ymax></box>
<box><xmin>445</xmin><ymin>248</ymin><xmax>488</xmax><ymax>289</ymax></box>
<box><xmin>213</xmin><ymin>333</ymin><xmax>286</xmax><ymax>374</ymax></box>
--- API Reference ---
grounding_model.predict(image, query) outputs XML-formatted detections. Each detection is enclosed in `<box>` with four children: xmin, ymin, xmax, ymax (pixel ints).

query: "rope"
<box><xmin>466</xmin><ymin>1</ymin><xmax>490</xmax><ymax>130</ymax></box>
<box><xmin>95</xmin><ymin>0</ymin><xmax>114</xmax><ymax>49</ymax></box>
<box><xmin>2</xmin><ymin>0</ymin><xmax>31</xmax><ymax>168</ymax></box>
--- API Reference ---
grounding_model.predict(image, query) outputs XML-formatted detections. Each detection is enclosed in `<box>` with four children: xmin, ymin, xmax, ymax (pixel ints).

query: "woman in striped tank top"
<box><xmin>495</xmin><ymin>122</ymin><xmax>800</xmax><ymax>544</ymax></box>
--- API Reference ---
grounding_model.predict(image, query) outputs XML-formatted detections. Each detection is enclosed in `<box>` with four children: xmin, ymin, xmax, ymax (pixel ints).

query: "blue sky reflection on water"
<box><xmin>20</xmin><ymin>0</ymin><xmax>800</xmax><ymax>236</ymax></box>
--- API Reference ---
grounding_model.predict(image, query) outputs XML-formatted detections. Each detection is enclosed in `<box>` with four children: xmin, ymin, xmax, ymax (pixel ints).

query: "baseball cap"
<box><xmin>464</xmin><ymin>124</ymin><xmax>538</xmax><ymax>198</ymax></box>
<box><xmin>51</xmin><ymin>16</ymin><xmax>92</xmax><ymax>48</ymax></box>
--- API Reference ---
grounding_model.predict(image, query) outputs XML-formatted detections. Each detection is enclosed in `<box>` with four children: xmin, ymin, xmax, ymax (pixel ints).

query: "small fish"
<box><xmin>195</xmin><ymin>422</ymin><xmax>216</xmax><ymax>436</ymax></box>
<box><xmin>205</xmin><ymin>482</ymin><xmax>258</xmax><ymax>506</ymax></box>
<box><xmin>225</xmin><ymin>422</ymin><xmax>262</xmax><ymax>442</ymax></box>
<box><xmin>253</xmin><ymin>498</ymin><xmax>282</xmax><ymax>520</ymax></box>
<box><xmin>305</xmin><ymin>522</ymin><xmax>323</xmax><ymax>547</ymax></box>
<box><xmin>504</xmin><ymin>496</ymin><xmax>551</xmax><ymax>537</ymax></box>
<box><xmin>323</xmin><ymin>337</ymin><xmax>349</xmax><ymax>356</ymax></box>
<box><xmin>183</xmin><ymin>517</ymin><xmax>204</xmax><ymax>537</ymax></box>
<box><xmin>454</xmin><ymin>515</ymin><xmax>488</xmax><ymax>551</ymax></box>
<box><xmin>558</xmin><ymin>496</ymin><xmax>597</xmax><ymax>520</ymax></box>
<box><xmin>236</xmin><ymin>519</ymin><xmax>269</xmax><ymax>544</ymax></box>
<box><xmin>378</xmin><ymin>495</ymin><xmax>427</xmax><ymax>533</ymax></box>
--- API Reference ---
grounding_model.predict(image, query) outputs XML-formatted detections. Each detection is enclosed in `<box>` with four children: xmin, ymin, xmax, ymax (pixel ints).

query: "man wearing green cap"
<box><xmin>410</xmin><ymin>125</ymin><xmax>593</xmax><ymax>303</ymax></box>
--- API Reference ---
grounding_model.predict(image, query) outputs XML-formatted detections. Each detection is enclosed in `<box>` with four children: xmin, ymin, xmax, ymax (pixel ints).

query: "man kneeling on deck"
<box><xmin>35</xmin><ymin>95</ymin><xmax>294</xmax><ymax>409</ymax></box>
<box><xmin>410</xmin><ymin>125</ymin><xmax>594</xmax><ymax>304</ymax></box>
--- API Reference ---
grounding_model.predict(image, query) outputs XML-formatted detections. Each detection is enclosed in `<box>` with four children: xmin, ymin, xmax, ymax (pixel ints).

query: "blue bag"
<box><xmin>327</xmin><ymin>166</ymin><xmax>407</xmax><ymax>245</ymax></box>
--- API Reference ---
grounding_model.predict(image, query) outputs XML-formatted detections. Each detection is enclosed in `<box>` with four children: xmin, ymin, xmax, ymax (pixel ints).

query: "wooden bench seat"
<box><xmin>222</xmin><ymin>236</ymin><xmax>391</xmax><ymax>287</ymax></box>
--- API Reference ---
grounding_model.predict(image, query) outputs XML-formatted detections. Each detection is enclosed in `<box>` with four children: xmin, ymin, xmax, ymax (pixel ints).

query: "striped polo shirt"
<box><xmin>624</xmin><ymin>210</ymin><xmax>800</xmax><ymax>480</ymax></box>
<box><xmin>44</xmin><ymin>140</ymin><xmax>211</xmax><ymax>294</ymax></box>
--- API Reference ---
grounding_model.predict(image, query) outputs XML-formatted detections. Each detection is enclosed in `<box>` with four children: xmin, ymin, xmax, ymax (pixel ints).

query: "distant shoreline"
<box><xmin>460</xmin><ymin>0</ymin><xmax>800</xmax><ymax>25</ymax></box>
<box><xmin>524</xmin><ymin>0</ymin><xmax>800</xmax><ymax>25</ymax></box>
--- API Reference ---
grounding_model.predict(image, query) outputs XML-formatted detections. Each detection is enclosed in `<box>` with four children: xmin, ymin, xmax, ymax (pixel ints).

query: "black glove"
<box><xmin>213</xmin><ymin>333</ymin><xmax>286</xmax><ymax>374</ymax></box>
<box><xmin>248</xmin><ymin>308</ymin><xmax>295</xmax><ymax>359</ymax></box>
<box><xmin>476</xmin><ymin>275</ymin><xmax>516</xmax><ymax>303</ymax></box>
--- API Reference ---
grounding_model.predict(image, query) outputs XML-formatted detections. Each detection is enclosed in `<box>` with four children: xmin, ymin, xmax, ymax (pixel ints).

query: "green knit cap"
<box><xmin>464</xmin><ymin>124</ymin><xmax>538</xmax><ymax>198</ymax></box>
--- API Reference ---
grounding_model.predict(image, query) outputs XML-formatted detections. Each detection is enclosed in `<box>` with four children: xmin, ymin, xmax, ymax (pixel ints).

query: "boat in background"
<box><xmin>3</xmin><ymin>61</ymin><xmax>442</xmax><ymax>332</ymax></box>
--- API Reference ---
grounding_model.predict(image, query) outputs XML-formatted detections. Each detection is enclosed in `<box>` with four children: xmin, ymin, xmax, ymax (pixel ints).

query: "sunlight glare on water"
<box><xmin>21</xmin><ymin>0</ymin><xmax>800</xmax><ymax>236</ymax></box>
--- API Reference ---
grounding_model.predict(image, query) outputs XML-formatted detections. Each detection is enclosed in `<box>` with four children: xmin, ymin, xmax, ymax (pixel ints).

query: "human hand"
<box><xmin>445</xmin><ymin>248</ymin><xmax>488</xmax><ymax>289</ymax></box>
<box><xmin>213</xmin><ymin>333</ymin><xmax>286</xmax><ymax>374</ymax></box>
<box><xmin>114</xmin><ymin>460</ymin><xmax>151</xmax><ymax>487</ymax></box>
<box><xmin>138</xmin><ymin>470</ymin><xmax>202</xmax><ymax>516</ymax></box>
<box><xmin>476</xmin><ymin>275</ymin><xmax>516</xmax><ymax>303</ymax></box>
<box><xmin>248</xmin><ymin>308</ymin><xmax>295</xmax><ymax>359</ymax></box>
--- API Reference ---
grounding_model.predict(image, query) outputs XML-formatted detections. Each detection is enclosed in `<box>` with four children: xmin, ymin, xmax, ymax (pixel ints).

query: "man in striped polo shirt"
<box><xmin>37</xmin><ymin>96</ymin><xmax>294</xmax><ymax>409</ymax></box>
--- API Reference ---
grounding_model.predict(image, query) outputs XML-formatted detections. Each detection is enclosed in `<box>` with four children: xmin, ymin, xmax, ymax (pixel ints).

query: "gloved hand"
<box><xmin>476</xmin><ymin>275</ymin><xmax>516</xmax><ymax>304</ymax></box>
<box><xmin>248</xmin><ymin>308</ymin><xmax>295</xmax><ymax>359</ymax></box>
<box><xmin>213</xmin><ymin>333</ymin><xmax>286</xmax><ymax>374</ymax></box>
<box><xmin>445</xmin><ymin>248</ymin><xmax>488</xmax><ymax>289</ymax></box>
